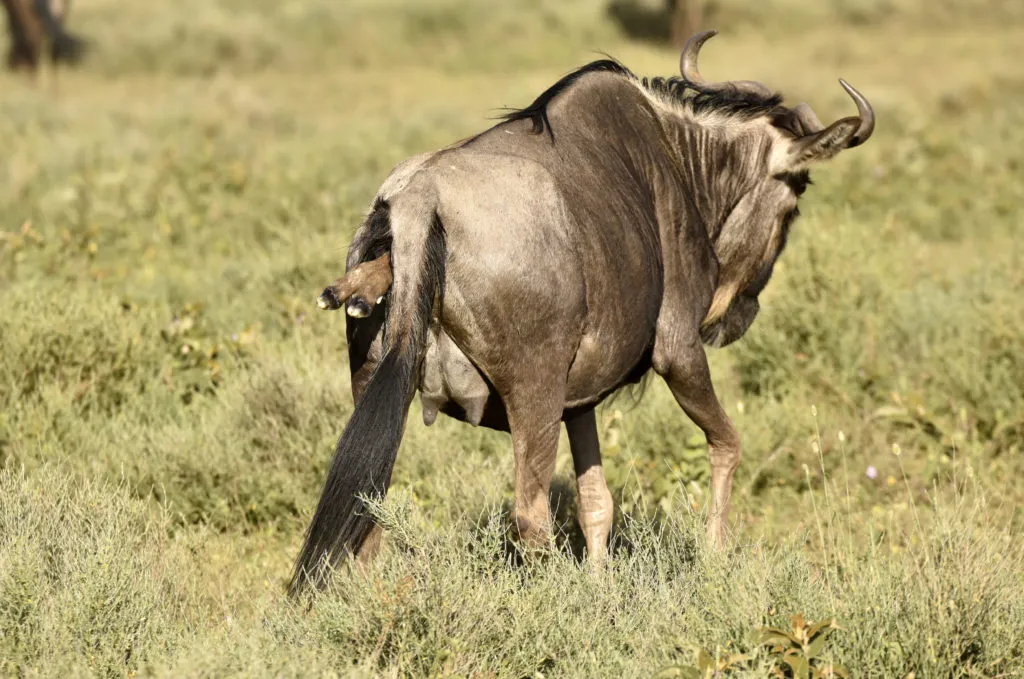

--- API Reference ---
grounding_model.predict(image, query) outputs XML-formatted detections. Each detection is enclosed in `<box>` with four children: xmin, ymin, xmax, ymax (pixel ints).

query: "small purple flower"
<box><xmin>866</xmin><ymin>466</ymin><xmax>878</xmax><ymax>480</ymax></box>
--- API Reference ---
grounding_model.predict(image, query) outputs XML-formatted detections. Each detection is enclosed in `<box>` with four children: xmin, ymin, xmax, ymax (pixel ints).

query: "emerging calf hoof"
<box><xmin>317</xmin><ymin>287</ymin><xmax>342</xmax><ymax>310</ymax></box>
<box><xmin>315</xmin><ymin>253</ymin><xmax>393</xmax><ymax>316</ymax></box>
<box><xmin>346</xmin><ymin>298</ymin><xmax>373</xmax><ymax>318</ymax></box>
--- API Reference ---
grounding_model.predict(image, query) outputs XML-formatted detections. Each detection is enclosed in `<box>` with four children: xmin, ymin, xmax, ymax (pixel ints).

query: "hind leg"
<box><xmin>503</xmin><ymin>381</ymin><xmax>568</xmax><ymax>549</ymax></box>
<box><xmin>565</xmin><ymin>408</ymin><xmax>613</xmax><ymax>560</ymax></box>
<box><xmin>345</xmin><ymin>306</ymin><xmax>387</xmax><ymax>562</ymax></box>
<box><xmin>346</xmin><ymin>300</ymin><xmax>387</xmax><ymax>402</ymax></box>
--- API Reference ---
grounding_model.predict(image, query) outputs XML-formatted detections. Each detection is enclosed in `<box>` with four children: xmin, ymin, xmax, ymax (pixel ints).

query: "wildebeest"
<box><xmin>3</xmin><ymin>0</ymin><xmax>86</xmax><ymax>72</ymax></box>
<box><xmin>291</xmin><ymin>30</ymin><xmax>874</xmax><ymax>594</ymax></box>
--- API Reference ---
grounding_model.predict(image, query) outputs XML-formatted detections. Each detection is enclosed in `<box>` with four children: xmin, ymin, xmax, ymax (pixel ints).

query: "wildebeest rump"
<box><xmin>291</xmin><ymin>30</ymin><xmax>875</xmax><ymax>594</ymax></box>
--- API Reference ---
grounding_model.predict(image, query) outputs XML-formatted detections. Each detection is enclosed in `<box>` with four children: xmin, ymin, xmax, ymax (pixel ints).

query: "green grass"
<box><xmin>2</xmin><ymin>1</ymin><xmax>1023</xmax><ymax>676</ymax></box>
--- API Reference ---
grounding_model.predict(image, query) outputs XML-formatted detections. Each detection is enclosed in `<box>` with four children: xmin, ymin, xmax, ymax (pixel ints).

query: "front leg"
<box><xmin>653</xmin><ymin>337</ymin><xmax>741</xmax><ymax>548</ymax></box>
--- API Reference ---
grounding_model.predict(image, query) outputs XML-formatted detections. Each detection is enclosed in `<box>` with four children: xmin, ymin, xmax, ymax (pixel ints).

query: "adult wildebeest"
<box><xmin>291</xmin><ymin>30</ymin><xmax>874</xmax><ymax>594</ymax></box>
<box><xmin>3</xmin><ymin>0</ymin><xmax>85</xmax><ymax>72</ymax></box>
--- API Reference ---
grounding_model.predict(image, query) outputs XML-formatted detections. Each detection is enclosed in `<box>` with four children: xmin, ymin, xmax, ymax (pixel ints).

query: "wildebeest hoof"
<box><xmin>317</xmin><ymin>287</ymin><xmax>342</xmax><ymax>310</ymax></box>
<box><xmin>346</xmin><ymin>297</ymin><xmax>372</xmax><ymax>318</ymax></box>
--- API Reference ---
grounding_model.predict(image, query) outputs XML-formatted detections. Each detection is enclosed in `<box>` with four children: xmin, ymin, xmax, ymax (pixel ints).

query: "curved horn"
<box><xmin>792</xmin><ymin>102</ymin><xmax>824</xmax><ymax>134</ymax></box>
<box><xmin>679</xmin><ymin>29</ymin><xmax>774</xmax><ymax>98</ymax></box>
<box><xmin>838</xmin><ymin>78</ymin><xmax>875</xmax><ymax>147</ymax></box>
<box><xmin>678</xmin><ymin>30</ymin><xmax>717</xmax><ymax>85</ymax></box>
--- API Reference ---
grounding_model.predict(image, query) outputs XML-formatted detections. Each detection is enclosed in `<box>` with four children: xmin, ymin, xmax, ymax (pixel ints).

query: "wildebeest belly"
<box><xmin>419</xmin><ymin>324</ymin><xmax>491</xmax><ymax>428</ymax></box>
<box><xmin>415</xmin><ymin>319</ymin><xmax>651</xmax><ymax>432</ymax></box>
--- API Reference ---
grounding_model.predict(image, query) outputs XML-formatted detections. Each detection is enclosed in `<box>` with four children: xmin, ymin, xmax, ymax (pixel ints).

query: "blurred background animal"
<box><xmin>3</xmin><ymin>0</ymin><xmax>87</xmax><ymax>72</ymax></box>
<box><xmin>608</xmin><ymin>0</ymin><xmax>706</xmax><ymax>46</ymax></box>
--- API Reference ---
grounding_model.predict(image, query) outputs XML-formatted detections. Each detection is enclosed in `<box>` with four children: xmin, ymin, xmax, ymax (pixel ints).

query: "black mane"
<box><xmin>642</xmin><ymin>76</ymin><xmax>784</xmax><ymax>120</ymax></box>
<box><xmin>500</xmin><ymin>59</ymin><xmax>786</xmax><ymax>141</ymax></box>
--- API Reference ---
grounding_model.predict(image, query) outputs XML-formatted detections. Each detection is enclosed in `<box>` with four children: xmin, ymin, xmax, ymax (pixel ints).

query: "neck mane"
<box><xmin>501</xmin><ymin>58</ymin><xmax>789</xmax><ymax>238</ymax></box>
<box><xmin>502</xmin><ymin>60</ymin><xmax>802</xmax><ymax>327</ymax></box>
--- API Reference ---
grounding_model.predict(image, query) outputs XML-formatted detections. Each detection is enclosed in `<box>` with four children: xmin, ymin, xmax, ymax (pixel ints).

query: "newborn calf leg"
<box><xmin>317</xmin><ymin>253</ymin><xmax>392</xmax><ymax>318</ymax></box>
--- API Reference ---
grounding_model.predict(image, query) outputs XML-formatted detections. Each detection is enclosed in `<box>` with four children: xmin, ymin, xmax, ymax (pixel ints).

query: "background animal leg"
<box><xmin>4</xmin><ymin>0</ymin><xmax>43</xmax><ymax>71</ymax></box>
<box><xmin>565</xmin><ymin>408</ymin><xmax>613</xmax><ymax>560</ymax></box>
<box><xmin>656</xmin><ymin>342</ymin><xmax>741</xmax><ymax>548</ymax></box>
<box><xmin>505</xmin><ymin>394</ymin><xmax>564</xmax><ymax>550</ymax></box>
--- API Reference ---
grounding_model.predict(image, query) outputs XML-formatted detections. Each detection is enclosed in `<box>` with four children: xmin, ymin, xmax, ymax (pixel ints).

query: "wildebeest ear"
<box><xmin>785</xmin><ymin>118</ymin><xmax>859</xmax><ymax>169</ymax></box>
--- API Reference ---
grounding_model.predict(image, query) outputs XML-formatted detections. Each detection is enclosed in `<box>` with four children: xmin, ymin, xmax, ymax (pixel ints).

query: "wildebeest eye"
<box><xmin>782</xmin><ymin>170</ymin><xmax>811</xmax><ymax>197</ymax></box>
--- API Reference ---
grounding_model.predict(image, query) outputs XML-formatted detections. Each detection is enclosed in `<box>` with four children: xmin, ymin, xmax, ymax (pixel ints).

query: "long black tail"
<box><xmin>289</xmin><ymin>206</ymin><xmax>445</xmax><ymax>596</ymax></box>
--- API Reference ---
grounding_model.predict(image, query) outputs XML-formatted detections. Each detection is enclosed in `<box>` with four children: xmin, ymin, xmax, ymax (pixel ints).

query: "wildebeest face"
<box><xmin>699</xmin><ymin>170</ymin><xmax>805</xmax><ymax>348</ymax></box>
<box><xmin>700</xmin><ymin>95</ymin><xmax>867</xmax><ymax>348</ymax></box>
<box><xmin>678</xmin><ymin>31</ymin><xmax>873</xmax><ymax>347</ymax></box>
<box><xmin>699</xmin><ymin>119</ymin><xmax>855</xmax><ymax>348</ymax></box>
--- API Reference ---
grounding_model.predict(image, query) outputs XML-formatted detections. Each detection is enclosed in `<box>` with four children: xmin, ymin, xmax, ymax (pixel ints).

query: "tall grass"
<box><xmin>2</xmin><ymin>461</ymin><xmax>1020</xmax><ymax>677</ymax></box>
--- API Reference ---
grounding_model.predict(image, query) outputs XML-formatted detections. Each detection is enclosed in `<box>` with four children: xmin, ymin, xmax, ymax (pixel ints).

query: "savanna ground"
<box><xmin>2</xmin><ymin>1</ymin><xmax>1023</xmax><ymax>676</ymax></box>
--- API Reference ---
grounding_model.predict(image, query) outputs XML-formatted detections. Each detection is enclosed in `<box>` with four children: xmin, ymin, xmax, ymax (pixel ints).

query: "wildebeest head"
<box><xmin>651</xmin><ymin>30</ymin><xmax>874</xmax><ymax>347</ymax></box>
